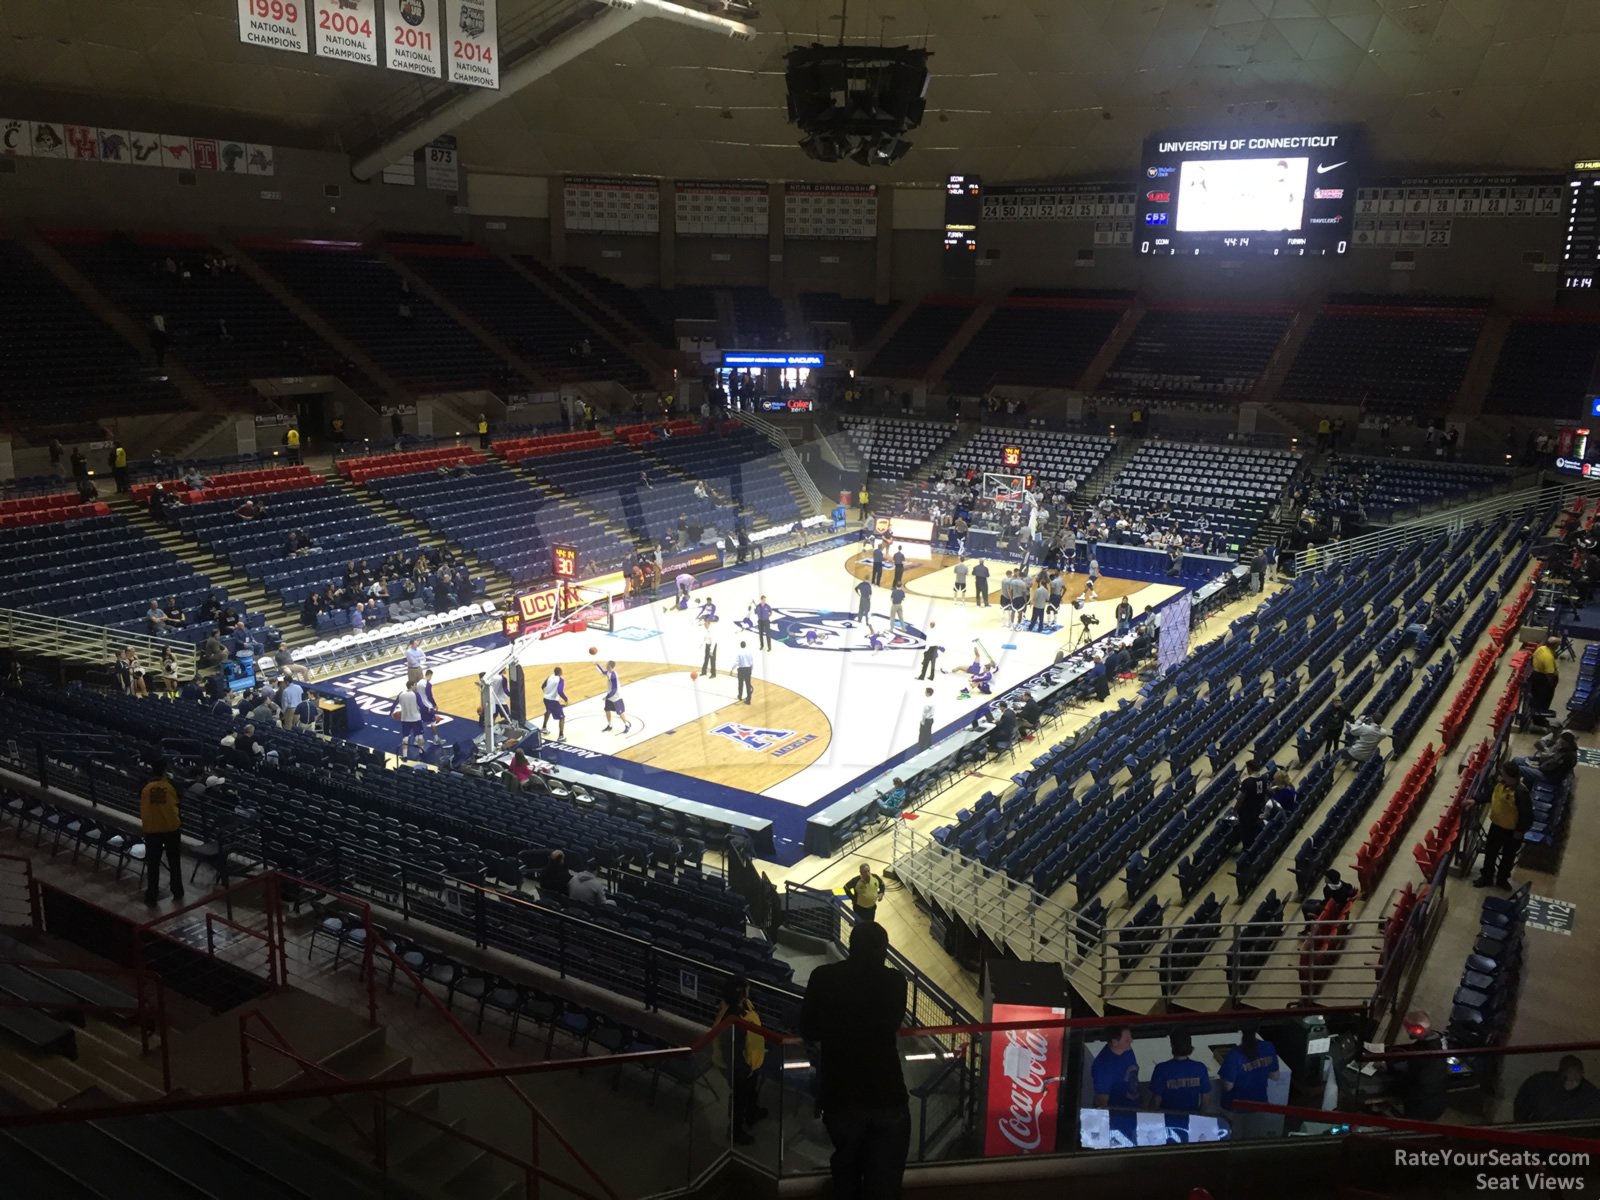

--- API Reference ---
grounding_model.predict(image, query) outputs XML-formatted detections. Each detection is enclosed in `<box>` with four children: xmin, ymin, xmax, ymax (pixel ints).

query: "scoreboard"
<box><xmin>943</xmin><ymin>174</ymin><xmax>982</xmax><ymax>253</ymax></box>
<box><xmin>1562</xmin><ymin>160</ymin><xmax>1600</xmax><ymax>291</ymax></box>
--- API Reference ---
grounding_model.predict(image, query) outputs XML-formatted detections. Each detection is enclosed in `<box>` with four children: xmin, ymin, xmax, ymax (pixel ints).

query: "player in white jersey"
<box><xmin>595</xmin><ymin>660</ymin><xmax>632</xmax><ymax>733</ymax></box>
<box><xmin>394</xmin><ymin>684</ymin><xmax>425</xmax><ymax>758</ymax></box>
<box><xmin>541</xmin><ymin>666</ymin><xmax>568</xmax><ymax>741</ymax></box>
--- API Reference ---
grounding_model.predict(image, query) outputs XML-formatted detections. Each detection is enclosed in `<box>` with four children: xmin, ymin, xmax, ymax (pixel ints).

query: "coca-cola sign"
<box><xmin>984</xmin><ymin>1003</ymin><xmax>1066</xmax><ymax>1157</ymax></box>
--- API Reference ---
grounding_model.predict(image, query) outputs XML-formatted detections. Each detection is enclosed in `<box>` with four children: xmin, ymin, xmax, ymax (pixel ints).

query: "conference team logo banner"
<box><xmin>446</xmin><ymin>0</ymin><xmax>499</xmax><ymax>89</ymax></box>
<box><xmin>0</xmin><ymin>119</ymin><xmax>274</xmax><ymax>175</ymax></box>
<box><xmin>312</xmin><ymin>0</ymin><xmax>380</xmax><ymax>66</ymax></box>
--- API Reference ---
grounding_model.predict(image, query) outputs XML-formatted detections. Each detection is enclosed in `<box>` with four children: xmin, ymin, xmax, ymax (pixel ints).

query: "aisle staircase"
<box><xmin>107</xmin><ymin>493</ymin><xmax>302</xmax><ymax>648</ymax></box>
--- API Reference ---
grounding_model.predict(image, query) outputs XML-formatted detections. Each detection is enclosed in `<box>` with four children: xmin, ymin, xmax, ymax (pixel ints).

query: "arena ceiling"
<box><xmin>3</xmin><ymin>0</ymin><xmax>1599</xmax><ymax>186</ymax></box>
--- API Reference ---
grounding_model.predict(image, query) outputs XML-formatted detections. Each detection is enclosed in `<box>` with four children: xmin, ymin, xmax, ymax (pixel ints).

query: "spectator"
<box><xmin>161</xmin><ymin>595</ymin><xmax>188</xmax><ymax>630</ymax></box>
<box><xmin>233</xmin><ymin>723</ymin><xmax>263</xmax><ymax>760</ymax></box>
<box><xmin>712</xmin><ymin>978</ymin><xmax>767</xmax><ymax>1146</ymax></box>
<box><xmin>1267</xmin><ymin>768</ymin><xmax>1297</xmax><ymax>816</ymax></box>
<box><xmin>1301</xmin><ymin>869</ymin><xmax>1357</xmax><ymax>921</ymax></box>
<box><xmin>568</xmin><ymin>868</ymin><xmax>613</xmax><ymax>907</ymax></box>
<box><xmin>48</xmin><ymin>437</ymin><xmax>63</xmax><ymax>476</ymax></box>
<box><xmin>138</xmin><ymin>758</ymin><xmax>184</xmax><ymax>906</ymax></box>
<box><xmin>111</xmin><ymin>442</ymin><xmax>129</xmax><ymax>492</ymax></box>
<box><xmin>1514</xmin><ymin>1056</ymin><xmax>1600</xmax><ymax>1123</ymax></box>
<box><xmin>477</xmin><ymin>413</ymin><xmax>489</xmax><ymax>450</ymax></box>
<box><xmin>199</xmin><ymin>631</ymin><xmax>228</xmax><ymax>668</ymax></box>
<box><xmin>234</xmin><ymin>498</ymin><xmax>263</xmax><ymax>521</ymax></box>
<box><xmin>1338</xmin><ymin>715</ymin><xmax>1388</xmax><ymax>768</ymax></box>
<box><xmin>800</xmin><ymin>921</ymin><xmax>909</xmax><ymax>1195</ymax></box>
<box><xmin>1318</xmin><ymin>700</ymin><xmax>1349</xmax><ymax>760</ymax></box>
<box><xmin>146</xmin><ymin>598</ymin><xmax>168</xmax><ymax>635</ymax></box>
<box><xmin>1511</xmin><ymin>729</ymin><xmax>1578</xmax><ymax>789</ymax></box>
<box><xmin>70</xmin><ymin>446</ymin><xmax>88</xmax><ymax>479</ymax></box>
<box><xmin>1235</xmin><ymin>759</ymin><xmax>1268</xmax><ymax>850</ymax></box>
<box><xmin>1475</xmin><ymin>761</ymin><xmax>1533</xmax><ymax>890</ymax></box>
<box><xmin>537</xmin><ymin>849</ymin><xmax>570</xmax><ymax>898</ymax></box>
<box><xmin>506</xmin><ymin>749</ymin><xmax>534</xmax><ymax>787</ymax></box>
<box><xmin>1149</xmin><ymin>1033</ymin><xmax>1212</xmax><ymax>1113</ymax></box>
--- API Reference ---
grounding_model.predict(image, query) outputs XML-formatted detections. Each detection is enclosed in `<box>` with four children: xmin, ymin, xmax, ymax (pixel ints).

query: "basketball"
<box><xmin>690</xmin><ymin>670</ymin><xmax>699</xmax><ymax>680</ymax></box>
<box><xmin>588</xmin><ymin>646</ymin><xmax>597</xmax><ymax>656</ymax></box>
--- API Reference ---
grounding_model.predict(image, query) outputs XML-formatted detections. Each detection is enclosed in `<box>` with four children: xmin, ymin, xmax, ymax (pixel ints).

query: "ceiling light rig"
<box><xmin>783</xmin><ymin>0</ymin><xmax>929</xmax><ymax>166</ymax></box>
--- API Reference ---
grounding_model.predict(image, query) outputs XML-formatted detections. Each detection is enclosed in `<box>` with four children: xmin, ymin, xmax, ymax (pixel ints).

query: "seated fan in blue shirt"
<box><xmin>1149</xmin><ymin>1033</ymin><xmax>1213</xmax><ymax>1113</ymax></box>
<box><xmin>1090</xmin><ymin>1026</ymin><xmax>1141</xmax><ymax>1110</ymax></box>
<box><xmin>1219</xmin><ymin>1027</ymin><xmax>1280</xmax><ymax>1113</ymax></box>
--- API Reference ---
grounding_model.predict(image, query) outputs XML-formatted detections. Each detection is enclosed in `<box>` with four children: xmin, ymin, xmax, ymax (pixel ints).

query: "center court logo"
<box><xmin>768</xmin><ymin>608</ymin><xmax>928</xmax><ymax>652</ymax></box>
<box><xmin>711</xmin><ymin>724</ymin><xmax>796</xmax><ymax>752</ymax></box>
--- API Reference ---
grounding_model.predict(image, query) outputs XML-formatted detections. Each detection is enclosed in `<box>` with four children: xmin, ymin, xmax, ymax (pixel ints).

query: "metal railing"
<box><xmin>1294</xmin><ymin>477</ymin><xmax>1591</xmax><ymax>574</ymax></box>
<box><xmin>733</xmin><ymin>410</ymin><xmax>832</xmax><ymax>513</ymax></box>
<box><xmin>0</xmin><ymin>607</ymin><xmax>198</xmax><ymax>679</ymax></box>
<box><xmin>0</xmin><ymin>852</ymin><xmax>38</xmax><ymax>931</ymax></box>
<box><xmin>890</xmin><ymin>822</ymin><xmax>1407</xmax><ymax>1012</ymax></box>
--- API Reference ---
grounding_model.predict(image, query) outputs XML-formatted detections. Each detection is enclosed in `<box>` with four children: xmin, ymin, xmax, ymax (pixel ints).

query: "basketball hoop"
<box><xmin>982</xmin><ymin>471</ymin><xmax>1030</xmax><ymax>513</ymax></box>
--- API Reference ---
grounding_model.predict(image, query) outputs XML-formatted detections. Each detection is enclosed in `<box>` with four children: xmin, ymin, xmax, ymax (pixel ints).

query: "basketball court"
<box><xmin>317</xmin><ymin>539</ymin><xmax>1184</xmax><ymax>860</ymax></box>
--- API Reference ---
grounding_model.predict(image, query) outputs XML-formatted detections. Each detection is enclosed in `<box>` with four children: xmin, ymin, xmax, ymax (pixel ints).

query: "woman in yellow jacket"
<box><xmin>712</xmin><ymin>977</ymin><xmax>767</xmax><ymax>1144</ymax></box>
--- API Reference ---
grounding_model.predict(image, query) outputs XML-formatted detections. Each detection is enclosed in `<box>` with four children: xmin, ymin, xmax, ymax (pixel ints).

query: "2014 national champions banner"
<box><xmin>1</xmin><ymin>119</ymin><xmax>275</xmax><ymax>175</ymax></box>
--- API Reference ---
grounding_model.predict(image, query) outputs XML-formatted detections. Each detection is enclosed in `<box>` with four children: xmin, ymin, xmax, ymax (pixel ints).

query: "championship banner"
<box><xmin>237</xmin><ymin>0</ymin><xmax>310</xmax><ymax>53</ymax></box>
<box><xmin>675</xmin><ymin>180</ymin><xmax>769</xmax><ymax>237</ymax></box>
<box><xmin>424</xmin><ymin>135</ymin><xmax>459</xmax><ymax>190</ymax></box>
<box><xmin>445</xmin><ymin>0</ymin><xmax>498</xmax><ymax>89</ymax></box>
<box><xmin>1157</xmin><ymin>594</ymin><xmax>1191</xmax><ymax>676</ymax></box>
<box><xmin>783</xmin><ymin>182</ymin><xmax>877</xmax><ymax>239</ymax></box>
<box><xmin>312</xmin><ymin>0</ymin><xmax>380</xmax><ymax>66</ymax></box>
<box><xmin>388</xmin><ymin>0</ymin><xmax>443</xmax><ymax>77</ymax></box>
<box><xmin>984</xmin><ymin>1002</ymin><xmax>1066</xmax><ymax>1156</ymax></box>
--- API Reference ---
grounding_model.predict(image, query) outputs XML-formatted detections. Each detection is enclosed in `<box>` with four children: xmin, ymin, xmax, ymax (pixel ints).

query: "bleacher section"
<box><xmin>0</xmin><ymin>500</ymin><xmax>253</xmax><ymax>642</ymax></box>
<box><xmin>246</xmin><ymin>244</ymin><xmax>510</xmax><ymax>393</ymax></box>
<box><xmin>868</xmin><ymin>298</ymin><xmax>976</xmax><ymax>379</ymax></box>
<box><xmin>841</xmin><ymin>417</ymin><xmax>957</xmax><ymax>482</ymax></box>
<box><xmin>343</xmin><ymin>446</ymin><xmax>629</xmax><ymax>584</ymax></box>
<box><xmin>394</xmin><ymin>246</ymin><xmax>649</xmax><ymax>390</ymax></box>
<box><xmin>0</xmin><ymin>240</ymin><xmax>180</xmax><ymax>430</ymax></box>
<box><xmin>516</xmin><ymin>436</ymin><xmax>733</xmax><ymax>550</ymax></box>
<box><xmin>169</xmin><ymin>468</ymin><xmax>432</xmax><ymax>608</ymax></box>
<box><xmin>1105</xmin><ymin>442</ymin><xmax>1300</xmax><ymax>548</ymax></box>
<box><xmin>946</xmin><ymin>297</ymin><xmax>1125</xmax><ymax>391</ymax></box>
<box><xmin>801</xmin><ymin>292</ymin><xmax>894</xmax><ymax>347</ymax></box>
<box><xmin>0</xmin><ymin>685</ymin><xmax>796</xmax><ymax>1026</ymax></box>
<box><xmin>639</xmin><ymin>425</ymin><xmax>803</xmax><ymax>527</ymax></box>
<box><xmin>1318</xmin><ymin>456</ymin><xmax>1513</xmax><ymax>522</ymax></box>
<box><xmin>947</xmin><ymin>429</ymin><xmax>1114</xmax><ymax>492</ymax></box>
<box><xmin>728</xmin><ymin>287</ymin><xmax>785</xmax><ymax>347</ymax></box>
<box><xmin>543</xmin><ymin>262</ymin><xmax>672</xmax><ymax>346</ymax></box>
<box><xmin>908</xmin><ymin>503</ymin><xmax>1550</xmax><ymax>1008</ymax></box>
<box><xmin>50</xmin><ymin>233</ymin><xmax>378</xmax><ymax>406</ymax></box>
<box><xmin>1101</xmin><ymin>307</ymin><xmax>1290</xmax><ymax>400</ymax></box>
<box><xmin>1281</xmin><ymin>300</ymin><xmax>1486</xmax><ymax>416</ymax></box>
<box><xmin>1485</xmin><ymin>313</ymin><xmax>1600</xmax><ymax>418</ymax></box>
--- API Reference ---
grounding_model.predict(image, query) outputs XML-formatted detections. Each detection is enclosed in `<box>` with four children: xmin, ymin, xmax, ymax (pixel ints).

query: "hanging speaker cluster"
<box><xmin>783</xmin><ymin>44</ymin><xmax>930</xmax><ymax>166</ymax></box>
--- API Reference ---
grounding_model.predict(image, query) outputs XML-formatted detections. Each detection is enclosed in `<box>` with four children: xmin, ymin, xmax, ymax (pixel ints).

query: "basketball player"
<box><xmin>417</xmin><ymin>667</ymin><xmax>442</xmax><ymax>744</ymax></box>
<box><xmin>952</xmin><ymin>560</ymin><xmax>969</xmax><ymax>604</ymax></box>
<box><xmin>541</xmin><ymin>666</ymin><xmax>568</xmax><ymax>741</ymax></box>
<box><xmin>394</xmin><ymin>682</ymin><xmax>425</xmax><ymax>759</ymax></box>
<box><xmin>673</xmin><ymin>571</ymin><xmax>695</xmax><ymax>610</ymax></box>
<box><xmin>595</xmin><ymin>660</ymin><xmax>633</xmax><ymax>733</ymax></box>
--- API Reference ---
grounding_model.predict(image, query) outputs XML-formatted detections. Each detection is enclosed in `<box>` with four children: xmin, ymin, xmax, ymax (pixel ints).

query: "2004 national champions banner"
<box><xmin>0</xmin><ymin>119</ymin><xmax>274</xmax><ymax>175</ymax></box>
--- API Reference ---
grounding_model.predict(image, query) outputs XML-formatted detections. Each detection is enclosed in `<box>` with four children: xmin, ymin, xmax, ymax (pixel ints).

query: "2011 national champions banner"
<box><xmin>0</xmin><ymin>119</ymin><xmax>275</xmax><ymax>175</ymax></box>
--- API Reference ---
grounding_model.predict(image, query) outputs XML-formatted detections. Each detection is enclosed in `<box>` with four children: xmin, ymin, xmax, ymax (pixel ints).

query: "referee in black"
<box><xmin>917</xmin><ymin>635</ymin><xmax>942</xmax><ymax>681</ymax></box>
